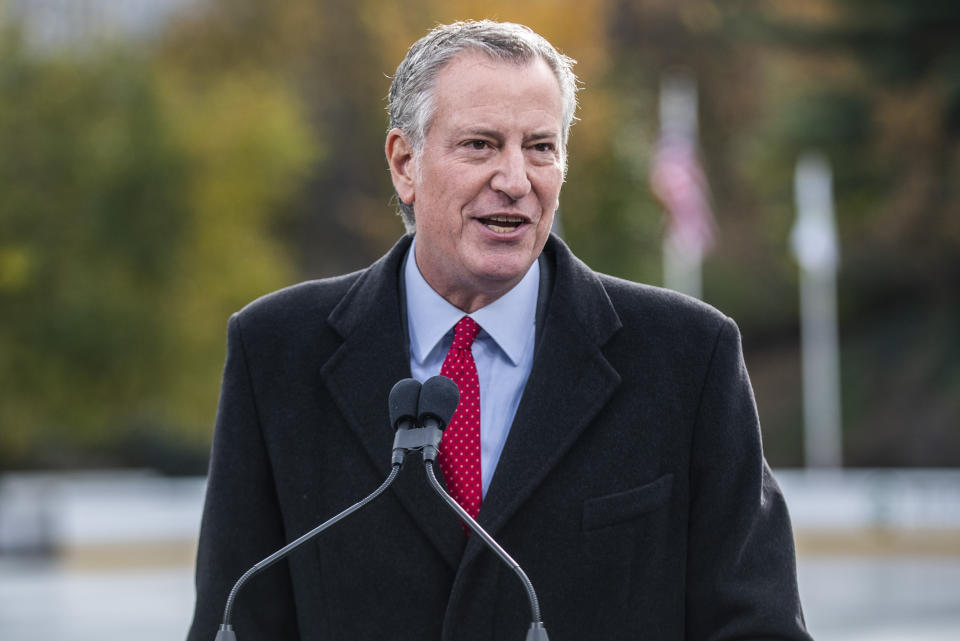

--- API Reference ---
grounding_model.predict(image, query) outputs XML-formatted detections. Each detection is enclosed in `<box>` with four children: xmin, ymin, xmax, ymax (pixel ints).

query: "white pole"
<box><xmin>663</xmin><ymin>234</ymin><xmax>702</xmax><ymax>299</ymax></box>
<box><xmin>791</xmin><ymin>152</ymin><xmax>843</xmax><ymax>468</ymax></box>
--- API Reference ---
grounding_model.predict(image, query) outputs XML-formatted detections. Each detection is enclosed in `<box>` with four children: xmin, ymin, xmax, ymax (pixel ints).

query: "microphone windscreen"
<box><xmin>389</xmin><ymin>378</ymin><xmax>422</xmax><ymax>430</ymax></box>
<box><xmin>418</xmin><ymin>375</ymin><xmax>460</xmax><ymax>430</ymax></box>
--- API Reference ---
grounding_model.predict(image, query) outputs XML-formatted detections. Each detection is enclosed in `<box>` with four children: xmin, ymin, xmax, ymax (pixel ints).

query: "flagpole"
<box><xmin>663</xmin><ymin>232</ymin><xmax>703</xmax><ymax>300</ymax></box>
<box><xmin>791</xmin><ymin>152</ymin><xmax>843</xmax><ymax>468</ymax></box>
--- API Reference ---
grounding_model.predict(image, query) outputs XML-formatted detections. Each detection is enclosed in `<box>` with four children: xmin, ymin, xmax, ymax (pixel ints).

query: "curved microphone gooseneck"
<box><xmin>213</xmin><ymin>378</ymin><xmax>423</xmax><ymax>641</ymax></box>
<box><xmin>417</xmin><ymin>375</ymin><xmax>551</xmax><ymax>641</ymax></box>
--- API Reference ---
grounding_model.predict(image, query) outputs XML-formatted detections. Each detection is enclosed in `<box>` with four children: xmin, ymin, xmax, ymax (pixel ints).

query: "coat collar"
<box><xmin>321</xmin><ymin>235</ymin><xmax>468</xmax><ymax>569</ymax></box>
<box><xmin>462</xmin><ymin>235</ymin><xmax>623</xmax><ymax>565</ymax></box>
<box><xmin>320</xmin><ymin>234</ymin><xmax>623</xmax><ymax>570</ymax></box>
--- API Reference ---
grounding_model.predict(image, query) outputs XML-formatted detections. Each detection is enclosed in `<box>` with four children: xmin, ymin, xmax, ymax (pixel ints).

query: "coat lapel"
<box><xmin>320</xmin><ymin>236</ymin><xmax>464</xmax><ymax>570</ymax></box>
<box><xmin>465</xmin><ymin>236</ymin><xmax>623</xmax><ymax>561</ymax></box>
<box><xmin>320</xmin><ymin>235</ymin><xmax>623</xmax><ymax>572</ymax></box>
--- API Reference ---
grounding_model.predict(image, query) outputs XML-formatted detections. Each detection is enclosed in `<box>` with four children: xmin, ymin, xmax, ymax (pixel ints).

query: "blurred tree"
<box><xmin>0</xmin><ymin>22</ymin><xmax>315</xmax><ymax>472</ymax></box>
<box><xmin>0</xmin><ymin>30</ymin><xmax>188</xmax><ymax>468</ymax></box>
<box><xmin>158</xmin><ymin>0</ymin><xmax>400</xmax><ymax>278</ymax></box>
<box><xmin>154</xmin><ymin>63</ymin><xmax>316</xmax><ymax>455</ymax></box>
<box><xmin>733</xmin><ymin>0</ymin><xmax>960</xmax><ymax>465</ymax></box>
<box><xmin>605</xmin><ymin>0</ymin><xmax>960</xmax><ymax>465</ymax></box>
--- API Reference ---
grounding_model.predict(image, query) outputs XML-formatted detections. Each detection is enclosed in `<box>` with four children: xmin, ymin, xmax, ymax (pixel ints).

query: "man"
<box><xmin>187</xmin><ymin>20</ymin><xmax>812</xmax><ymax>641</ymax></box>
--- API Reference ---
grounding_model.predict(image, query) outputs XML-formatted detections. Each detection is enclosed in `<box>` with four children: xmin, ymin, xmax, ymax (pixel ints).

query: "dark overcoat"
<box><xmin>187</xmin><ymin>234</ymin><xmax>811</xmax><ymax>641</ymax></box>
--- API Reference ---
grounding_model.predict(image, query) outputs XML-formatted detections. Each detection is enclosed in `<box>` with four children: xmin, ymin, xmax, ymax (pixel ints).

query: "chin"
<box><xmin>475</xmin><ymin>262</ymin><xmax>528</xmax><ymax>285</ymax></box>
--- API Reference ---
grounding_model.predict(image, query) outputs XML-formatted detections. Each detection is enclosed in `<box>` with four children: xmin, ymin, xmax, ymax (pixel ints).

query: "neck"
<box><xmin>437</xmin><ymin>284</ymin><xmax>514</xmax><ymax>314</ymax></box>
<box><xmin>409</xmin><ymin>237</ymin><xmax>535</xmax><ymax>313</ymax></box>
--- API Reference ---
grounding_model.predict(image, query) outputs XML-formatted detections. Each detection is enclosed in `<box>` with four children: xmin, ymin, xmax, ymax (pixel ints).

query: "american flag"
<box><xmin>649</xmin><ymin>131</ymin><xmax>717</xmax><ymax>258</ymax></box>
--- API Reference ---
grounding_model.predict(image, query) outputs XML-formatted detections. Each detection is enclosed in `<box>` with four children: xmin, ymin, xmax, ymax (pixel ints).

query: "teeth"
<box><xmin>481</xmin><ymin>215</ymin><xmax>524</xmax><ymax>233</ymax></box>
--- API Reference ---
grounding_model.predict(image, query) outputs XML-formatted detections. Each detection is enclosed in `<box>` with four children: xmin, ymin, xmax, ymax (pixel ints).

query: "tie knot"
<box><xmin>452</xmin><ymin>316</ymin><xmax>480</xmax><ymax>349</ymax></box>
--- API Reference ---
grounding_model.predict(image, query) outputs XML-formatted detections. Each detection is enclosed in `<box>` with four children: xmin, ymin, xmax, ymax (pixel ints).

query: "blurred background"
<box><xmin>0</xmin><ymin>0</ymin><xmax>958</xmax><ymax>639</ymax></box>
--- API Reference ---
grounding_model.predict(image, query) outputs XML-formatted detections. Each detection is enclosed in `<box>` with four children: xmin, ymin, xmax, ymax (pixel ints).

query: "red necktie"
<box><xmin>438</xmin><ymin>316</ymin><xmax>482</xmax><ymax>520</ymax></box>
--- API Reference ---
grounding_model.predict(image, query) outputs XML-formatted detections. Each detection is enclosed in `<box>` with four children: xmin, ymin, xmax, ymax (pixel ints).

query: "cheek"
<box><xmin>423</xmin><ymin>167</ymin><xmax>477</xmax><ymax>208</ymax></box>
<box><xmin>535</xmin><ymin>161</ymin><xmax>563</xmax><ymax>185</ymax></box>
<box><xmin>537</xmin><ymin>175</ymin><xmax>563</xmax><ymax>212</ymax></box>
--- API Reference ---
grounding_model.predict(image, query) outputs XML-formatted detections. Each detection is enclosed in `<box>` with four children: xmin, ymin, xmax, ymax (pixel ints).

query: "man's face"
<box><xmin>388</xmin><ymin>52</ymin><xmax>565</xmax><ymax>311</ymax></box>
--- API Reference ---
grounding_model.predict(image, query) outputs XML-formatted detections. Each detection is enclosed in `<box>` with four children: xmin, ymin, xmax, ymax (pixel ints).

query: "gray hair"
<box><xmin>387</xmin><ymin>20</ymin><xmax>579</xmax><ymax>231</ymax></box>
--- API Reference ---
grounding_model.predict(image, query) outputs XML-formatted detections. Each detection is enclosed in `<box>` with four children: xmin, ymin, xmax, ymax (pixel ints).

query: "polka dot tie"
<box><xmin>438</xmin><ymin>316</ymin><xmax>483</xmax><ymax>521</ymax></box>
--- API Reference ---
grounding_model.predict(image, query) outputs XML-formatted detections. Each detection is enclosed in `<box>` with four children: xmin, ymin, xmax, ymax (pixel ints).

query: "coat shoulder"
<box><xmin>236</xmin><ymin>270</ymin><xmax>366</xmax><ymax>327</ymax></box>
<box><xmin>233</xmin><ymin>235</ymin><xmax>411</xmax><ymax>338</ymax></box>
<box><xmin>597</xmin><ymin>272</ymin><xmax>733</xmax><ymax>343</ymax></box>
<box><xmin>544</xmin><ymin>234</ymin><xmax>733</xmax><ymax>347</ymax></box>
<box><xmin>227</xmin><ymin>269</ymin><xmax>366</xmax><ymax>351</ymax></box>
<box><xmin>240</xmin><ymin>270</ymin><xmax>363</xmax><ymax>323</ymax></box>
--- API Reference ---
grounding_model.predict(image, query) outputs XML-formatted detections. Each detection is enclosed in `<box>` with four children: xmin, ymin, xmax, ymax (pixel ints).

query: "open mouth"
<box><xmin>479</xmin><ymin>215</ymin><xmax>526</xmax><ymax>233</ymax></box>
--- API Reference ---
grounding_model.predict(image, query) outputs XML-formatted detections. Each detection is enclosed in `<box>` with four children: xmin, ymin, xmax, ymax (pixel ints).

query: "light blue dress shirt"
<box><xmin>404</xmin><ymin>237</ymin><xmax>539</xmax><ymax>497</ymax></box>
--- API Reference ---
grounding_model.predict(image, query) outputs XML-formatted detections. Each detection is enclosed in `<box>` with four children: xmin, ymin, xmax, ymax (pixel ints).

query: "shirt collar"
<box><xmin>404</xmin><ymin>235</ymin><xmax>540</xmax><ymax>367</ymax></box>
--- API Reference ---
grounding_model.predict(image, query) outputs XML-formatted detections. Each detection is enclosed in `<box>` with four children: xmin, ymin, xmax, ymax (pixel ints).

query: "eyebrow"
<box><xmin>459</xmin><ymin>127</ymin><xmax>559</xmax><ymax>142</ymax></box>
<box><xmin>524</xmin><ymin>130</ymin><xmax>559</xmax><ymax>143</ymax></box>
<box><xmin>461</xmin><ymin>127</ymin><xmax>503</xmax><ymax>141</ymax></box>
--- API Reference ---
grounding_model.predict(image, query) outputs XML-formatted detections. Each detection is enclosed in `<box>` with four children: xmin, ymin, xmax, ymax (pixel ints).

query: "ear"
<box><xmin>385</xmin><ymin>128</ymin><xmax>417</xmax><ymax>206</ymax></box>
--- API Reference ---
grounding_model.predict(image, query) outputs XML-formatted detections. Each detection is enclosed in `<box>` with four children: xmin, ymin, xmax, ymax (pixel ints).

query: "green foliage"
<box><xmin>0</xmin><ymin>35</ymin><xmax>183</xmax><ymax>465</ymax></box>
<box><xmin>0</xmin><ymin>25</ymin><xmax>316</xmax><ymax>471</ymax></box>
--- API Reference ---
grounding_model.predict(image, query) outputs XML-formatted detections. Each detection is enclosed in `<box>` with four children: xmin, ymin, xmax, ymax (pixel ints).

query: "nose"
<box><xmin>490</xmin><ymin>146</ymin><xmax>531</xmax><ymax>201</ymax></box>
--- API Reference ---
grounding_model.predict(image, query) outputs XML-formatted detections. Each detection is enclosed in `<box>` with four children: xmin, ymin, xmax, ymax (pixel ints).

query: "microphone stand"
<box><xmin>416</xmin><ymin>427</ymin><xmax>549</xmax><ymax>641</ymax></box>
<box><xmin>214</xmin><ymin>377</ymin><xmax>423</xmax><ymax>641</ymax></box>
<box><xmin>212</xmin><ymin>376</ymin><xmax>549</xmax><ymax>641</ymax></box>
<box><xmin>214</xmin><ymin>464</ymin><xmax>401</xmax><ymax>641</ymax></box>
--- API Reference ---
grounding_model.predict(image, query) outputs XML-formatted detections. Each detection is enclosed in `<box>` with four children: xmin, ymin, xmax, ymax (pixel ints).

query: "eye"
<box><xmin>532</xmin><ymin>142</ymin><xmax>555</xmax><ymax>153</ymax></box>
<box><xmin>465</xmin><ymin>140</ymin><xmax>490</xmax><ymax>150</ymax></box>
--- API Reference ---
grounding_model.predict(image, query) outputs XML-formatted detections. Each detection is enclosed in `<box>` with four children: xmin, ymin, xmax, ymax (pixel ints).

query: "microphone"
<box><xmin>390</xmin><ymin>377</ymin><xmax>424</xmax><ymax>465</ymax></box>
<box><xmin>389</xmin><ymin>378</ymin><xmax>422</xmax><ymax>431</ymax></box>
<box><xmin>416</xmin><ymin>374</ymin><xmax>459</xmax><ymax>462</ymax></box>
<box><xmin>390</xmin><ymin>375</ymin><xmax>453</xmax><ymax>464</ymax></box>
<box><xmin>212</xmin><ymin>379</ymin><xmax>418</xmax><ymax>641</ymax></box>
<box><xmin>417</xmin><ymin>375</ymin><xmax>550</xmax><ymax>641</ymax></box>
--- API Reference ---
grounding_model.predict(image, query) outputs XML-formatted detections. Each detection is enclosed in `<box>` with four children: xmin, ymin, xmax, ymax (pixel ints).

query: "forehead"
<box><xmin>429</xmin><ymin>51</ymin><xmax>563</xmax><ymax>128</ymax></box>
